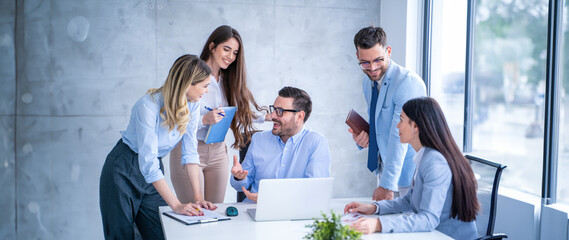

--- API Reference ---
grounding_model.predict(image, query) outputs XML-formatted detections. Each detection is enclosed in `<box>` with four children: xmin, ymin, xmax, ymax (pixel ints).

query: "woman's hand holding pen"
<box><xmin>344</xmin><ymin>202</ymin><xmax>381</xmax><ymax>234</ymax></box>
<box><xmin>173</xmin><ymin>202</ymin><xmax>204</xmax><ymax>216</ymax></box>
<box><xmin>231</xmin><ymin>155</ymin><xmax>248</xmax><ymax>180</ymax></box>
<box><xmin>203</xmin><ymin>105</ymin><xmax>225</xmax><ymax>125</ymax></box>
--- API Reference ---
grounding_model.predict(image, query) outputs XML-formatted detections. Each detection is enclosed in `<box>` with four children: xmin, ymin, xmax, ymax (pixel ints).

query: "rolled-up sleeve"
<box><xmin>181</xmin><ymin>103</ymin><xmax>200</xmax><ymax>165</ymax></box>
<box><xmin>134</xmin><ymin>102</ymin><xmax>164</xmax><ymax>183</ymax></box>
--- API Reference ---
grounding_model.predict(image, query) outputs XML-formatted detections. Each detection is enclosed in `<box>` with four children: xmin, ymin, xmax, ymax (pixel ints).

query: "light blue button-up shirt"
<box><xmin>121</xmin><ymin>92</ymin><xmax>200</xmax><ymax>183</ymax></box>
<box><xmin>230</xmin><ymin>127</ymin><xmax>331</xmax><ymax>202</ymax></box>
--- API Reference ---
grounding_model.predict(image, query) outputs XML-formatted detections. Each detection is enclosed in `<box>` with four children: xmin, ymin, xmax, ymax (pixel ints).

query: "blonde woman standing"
<box><xmin>170</xmin><ymin>25</ymin><xmax>269</xmax><ymax>204</ymax></box>
<box><xmin>99</xmin><ymin>55</ymin><xmax>216</xmax><ymax>240</ymax></box>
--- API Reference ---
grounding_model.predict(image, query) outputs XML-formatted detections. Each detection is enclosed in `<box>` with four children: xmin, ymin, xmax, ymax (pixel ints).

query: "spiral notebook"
<box><xmin>204</xmin><ymin>106</ymin><xmax>237</xmax><ymax>144</ymax></box>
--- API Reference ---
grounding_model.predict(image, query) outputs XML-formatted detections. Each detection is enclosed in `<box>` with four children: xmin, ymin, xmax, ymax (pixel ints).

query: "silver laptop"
<box><xmin>246</xmin><ymin>177</ymin><xmax>334</xmax><ymax>221</ymax></box>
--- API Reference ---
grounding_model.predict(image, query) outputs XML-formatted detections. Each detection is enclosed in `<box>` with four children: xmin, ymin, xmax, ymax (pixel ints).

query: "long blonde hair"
<box><xmin>148</xmin><ymin>54</ymin><xmax>211</xmax><ymax>134</ymax></box>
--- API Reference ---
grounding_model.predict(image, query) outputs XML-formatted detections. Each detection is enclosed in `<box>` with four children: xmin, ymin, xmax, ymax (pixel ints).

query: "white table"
<box><xmin>159</xmin><ymin>198</ymin><xmax>453</xmax><ymax>240</ymax></box>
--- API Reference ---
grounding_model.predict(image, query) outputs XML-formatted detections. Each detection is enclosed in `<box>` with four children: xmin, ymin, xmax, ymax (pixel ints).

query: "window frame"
<box><xmin>423</xmin><ymin>0</ymin><xmax>564</xmax><ymax>204</ymax></box>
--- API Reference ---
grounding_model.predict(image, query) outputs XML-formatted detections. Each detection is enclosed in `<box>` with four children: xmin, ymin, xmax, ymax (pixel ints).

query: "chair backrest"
<box><xmin>465</xmin><ymin>155</ymin><xmax>507</xmax><ymax>237</ymax></box>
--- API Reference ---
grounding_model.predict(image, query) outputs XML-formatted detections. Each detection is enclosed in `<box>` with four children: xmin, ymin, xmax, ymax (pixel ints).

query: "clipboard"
<box><xmin>204</xmin><ymin>106</ymin><xmax>237</xmax><ymax>144</ymax></box>
<box><xmin>163</xmin><ymin>209</ymin><xmax>231</xmax><ymax>225</ymax></box>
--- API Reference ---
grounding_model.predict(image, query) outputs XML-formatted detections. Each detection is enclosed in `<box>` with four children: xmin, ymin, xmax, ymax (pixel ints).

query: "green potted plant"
<box><xmin>304</xmin><ymin>210</ymin><xmax>362</xmax><ymax>240</ymax></box>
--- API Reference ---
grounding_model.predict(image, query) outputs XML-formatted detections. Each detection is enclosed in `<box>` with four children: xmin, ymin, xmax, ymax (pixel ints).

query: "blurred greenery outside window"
<box><xmin>470</xmin><ymin>0</ymin><xmax>548</xmax><ymax>196</ymax></box>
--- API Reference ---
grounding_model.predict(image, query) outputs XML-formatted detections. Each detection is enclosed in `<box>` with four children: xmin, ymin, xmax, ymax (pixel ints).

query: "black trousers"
<box><xmin>99</xmin><ymin>139</ymin><xmax>167</xmax><ymax>240</ymax></box>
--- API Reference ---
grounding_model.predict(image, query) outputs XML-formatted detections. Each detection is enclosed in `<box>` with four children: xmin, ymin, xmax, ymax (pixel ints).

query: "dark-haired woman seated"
<box><xmin>344</xmin><ymin>97</ymin><xmax>479</xmax><ymax>239</ymax></box>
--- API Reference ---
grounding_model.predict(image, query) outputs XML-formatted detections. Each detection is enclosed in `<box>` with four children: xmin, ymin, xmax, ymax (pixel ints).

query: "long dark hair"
<box><xmin>402</xmin><ymin>97</ymin><xmax>479</xmax><ymax>222</ymax></box>
<box><xmin>200</xmin><ymin>25</ymin><xmax>266</xmax><ymax>148</ymax></box>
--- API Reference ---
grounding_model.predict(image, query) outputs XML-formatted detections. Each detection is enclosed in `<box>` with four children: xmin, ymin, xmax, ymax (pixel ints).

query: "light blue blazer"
<box><xmin>375</xmin><ymin>147</ymin><xmax>478</xmax><ymax>240</ymax></box>
<box><xmin>362</xmin><ymin>60</ymin><xmax>426</xmax><ymax>190</ymax></box>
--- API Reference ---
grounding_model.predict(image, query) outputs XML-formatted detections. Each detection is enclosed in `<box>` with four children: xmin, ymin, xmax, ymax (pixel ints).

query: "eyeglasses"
<box><xmin>269</xmin><ymin>105</ymin><xmax>300</xmax><ymax>117</ymax></box>
<box><xmin>358</xmin><ymin>56</ymin><xmax>385</xmax><ymax>70</ymax></box>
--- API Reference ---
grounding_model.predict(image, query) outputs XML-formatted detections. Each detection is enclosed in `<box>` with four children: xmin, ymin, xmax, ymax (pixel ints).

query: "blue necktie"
<box><xmin>367</xmin><ymin>81</ymin><xmax>379</xmax><ymax>172</ymax></box>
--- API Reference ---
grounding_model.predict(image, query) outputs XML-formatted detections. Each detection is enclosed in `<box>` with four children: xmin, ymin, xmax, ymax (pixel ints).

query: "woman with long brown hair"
<box><xmin>170</xmin><ymin>25</ymin><xmax>269</xmax><ymax>204</ymax></box>
<box><xmin>344</xmin><ymin>97</ymin><xmax>479</xmax><ymax>239</ymax></box>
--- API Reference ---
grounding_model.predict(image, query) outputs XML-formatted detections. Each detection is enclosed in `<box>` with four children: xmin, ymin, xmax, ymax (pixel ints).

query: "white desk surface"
<box><xmin>159</xmin><ymin>198</ymin><xmax>453</xmax><ymax>240</ymax></box>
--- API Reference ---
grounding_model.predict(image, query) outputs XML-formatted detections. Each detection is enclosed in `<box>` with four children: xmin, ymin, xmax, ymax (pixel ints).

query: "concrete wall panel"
<box><xmin>11</xmin><ymin>0</ymin><xmax>383</xmax><ymax>238</ymax></box>
<box><xmin>0</xmin><ymin>0</ymin><xmax>16</xmax><ymax>239</ymax></box>
<box><xmin>16</xmin><ymin>116</ymin><xmax>126</xmax><ymax>239</ymax></box>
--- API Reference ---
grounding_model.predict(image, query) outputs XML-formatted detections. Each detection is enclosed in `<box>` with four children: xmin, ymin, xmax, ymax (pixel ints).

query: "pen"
<box><xmin>204</xmin><ymin>106</ymin><xmax>226</xmax><ymax>117</ymax></box>
<box><xmin>188</xmin><ymin>202</ymin><xmax>202</xmax><ymax>212</ymax></box>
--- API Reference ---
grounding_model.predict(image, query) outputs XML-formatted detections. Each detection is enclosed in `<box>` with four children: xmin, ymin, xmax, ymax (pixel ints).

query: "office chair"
<box><xmin>465</xmin><ymin>155</ymin><xmax>508</xmax><ymax>240</ymax></box>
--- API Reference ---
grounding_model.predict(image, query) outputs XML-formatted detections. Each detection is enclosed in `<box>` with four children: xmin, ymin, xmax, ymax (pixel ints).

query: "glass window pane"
<box><xmin>557</xmin><ymin>1</ymin><xmax>569</xmax><ymax>204</ymax></box>
<box><xmin>430</xmin><ymin>0</ymin><xmax>467</xmax><ymax>148</ymax></box>
<box><xmin>472</xmin><ymin>0</ymin><xmax>548</xmax><ymax>196</ymax></box>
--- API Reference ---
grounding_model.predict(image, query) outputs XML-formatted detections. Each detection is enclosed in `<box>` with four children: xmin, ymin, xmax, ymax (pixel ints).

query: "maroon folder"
<box><xmin>345</xmin><ymin>109</ymin><xmax>369</xmax><ymax>135</ymax></box>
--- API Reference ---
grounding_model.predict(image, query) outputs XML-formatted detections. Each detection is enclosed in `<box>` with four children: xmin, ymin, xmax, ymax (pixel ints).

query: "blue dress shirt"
<box><xmin>121</xmin><ymin>92</ymin><xmax>200</xmax><ymax>183</ymax></box>
<box><xmin>230</xmin><ymin>128</ymin><xmax>331</xmax><ymax>202</ymax></box>
<box><xmin>373</xmin><ymin>147</ymin><xmax>478</xmax><ymax>239</ymax></box>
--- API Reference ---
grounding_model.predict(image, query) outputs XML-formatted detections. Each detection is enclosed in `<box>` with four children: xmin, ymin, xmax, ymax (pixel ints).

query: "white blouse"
<box><xmin>196</xmin><ymin>75</ymin><xmax>265</xmax><ymax>141</ymax></box>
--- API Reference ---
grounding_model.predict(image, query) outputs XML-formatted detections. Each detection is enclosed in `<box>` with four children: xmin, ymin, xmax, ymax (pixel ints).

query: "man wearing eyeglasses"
<box><xmin>350</xmin><ymin>26</ymin><xmax>426</xmax><ymax>201</ymax></box>
<box><xmin>229</xmin><ymin>86</ymin><xmax>331</xmax><ymax>202</ymax></box>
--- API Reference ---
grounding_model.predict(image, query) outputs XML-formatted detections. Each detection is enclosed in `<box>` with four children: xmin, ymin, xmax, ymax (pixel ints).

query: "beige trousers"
<box><xmin>169</xmin><ymin>141</ymin><xmax>228</xmax><ymax>204</ymax></box>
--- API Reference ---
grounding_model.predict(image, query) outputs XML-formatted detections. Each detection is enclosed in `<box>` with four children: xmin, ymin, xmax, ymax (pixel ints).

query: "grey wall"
<box><xmin>2</xmin><ymin>0</ymin><xmax>384</xmax><ymax>238</ymax></box>
<box><xmin>1</xmin><ymin>0</ymin><xmax>16</xmax><ymax>239</ymax></box>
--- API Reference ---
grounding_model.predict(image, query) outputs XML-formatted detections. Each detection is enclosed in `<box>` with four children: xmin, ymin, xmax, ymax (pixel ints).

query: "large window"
<box><xmin>558</xmin><ymin>1</ymin><xmax>569</xmax><ymax>204</ymax></box>
<box><xmin>430</xmin><ymin>0</ymin><xmax>467</xmax><ymax>148</ymax></box>
<box><xmin>429</xmin><ymin>0</ymin><xmax>567</xmax><ymax>203</ymax></box>
<box><xmin>471</xmin><ymin>0</ymin><xmax>548</xmax><ymax>196</ymax></box>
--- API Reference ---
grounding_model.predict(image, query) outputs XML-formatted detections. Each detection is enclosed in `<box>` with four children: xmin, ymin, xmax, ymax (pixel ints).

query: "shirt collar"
<box><xmin>277</xmin><ymin>126</ymin><xmax>307</xmax><ymax>145</ymax></box>
<box><xmin>413</xmin><ymin>146</ymin><xmax>425</xmax><ymax>165</ymax></box>
<box><xmin>412</xmin><ymin>146</ymin><xmax>426</xmax><ymax>184</ymax></box>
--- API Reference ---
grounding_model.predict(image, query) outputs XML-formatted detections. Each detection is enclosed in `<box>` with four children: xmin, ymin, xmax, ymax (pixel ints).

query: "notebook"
<box><xmin>345</xmin><ymin>109</ymin><xmax>369</xmax><ymax>135</ymax></box>
<box><xmin>204</xmin><ymin>106</ymin><xmax>237</xmax><ymax>144</ymax></box>
<box><xmin>247</xmin><ymin>178</ymin><xmax>334</xmax><ymax>221</ymax></box>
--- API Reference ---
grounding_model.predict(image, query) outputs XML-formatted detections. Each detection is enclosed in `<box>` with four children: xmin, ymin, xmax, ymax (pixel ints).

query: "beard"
<box><xmin>271</xmin><ymin>118</ymin><xmax>298</xmax><ymax>138</ymax></box>
<box><xmin>364</xmin><ymin>69</ymin><xmax>384</xmax><ymax>81</ymax></box>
